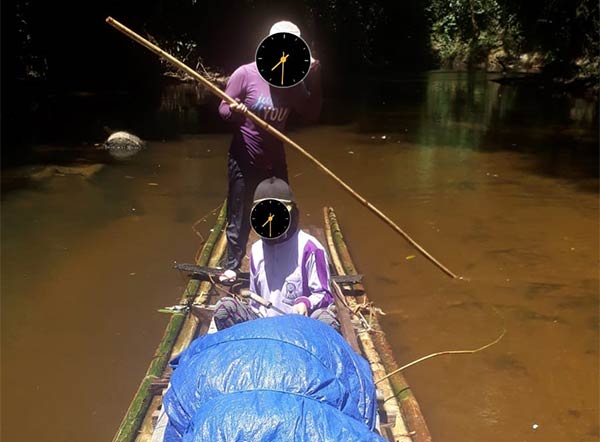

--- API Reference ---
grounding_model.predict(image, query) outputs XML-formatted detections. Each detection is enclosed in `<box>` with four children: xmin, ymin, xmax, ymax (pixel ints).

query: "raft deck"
<box><xmin>112</xmin><ymin>205</ymin><xmax>432</xmax><ymax>442</ymax></box>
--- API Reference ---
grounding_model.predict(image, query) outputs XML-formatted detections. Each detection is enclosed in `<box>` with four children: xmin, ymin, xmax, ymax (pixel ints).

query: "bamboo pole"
<box><xmin>112</xmin><ymin>203</ymin><xmax>227</xmax><ymax>442</ymax></box>
<box><xmin>323</xmin><ymin>209</ymin><xmax>411</xmax><ymax>442</ymax></box>
<box><xmin>134</xmin><ymin>218</ymin><xmax>228</xmax><ymax>442</ymax></box>
<box><xmin>137</xmin><ymin>395</ymin><xmax>162</xmax><ymax>442</ymax></box>
<box><xmin>105</xmin><ymin>16</ymin><xmax>457</xmax><ymax>279</ymax></box>
<box><xmin>324</xmin><ymin>207</ymin><xmax>433</xmax><ymax>442</ymax></box>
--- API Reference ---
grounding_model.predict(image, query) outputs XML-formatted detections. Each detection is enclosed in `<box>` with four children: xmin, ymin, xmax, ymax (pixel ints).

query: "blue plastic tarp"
<box><xmin>162</xmin><ymin>315</ymin><xmax>387</xmax><ymax>442</ymax></box>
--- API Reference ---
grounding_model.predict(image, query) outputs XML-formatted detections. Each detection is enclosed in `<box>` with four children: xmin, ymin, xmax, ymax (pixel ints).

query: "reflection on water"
<box><xmin>358</xmin><ymin>72</ymin><xmax>598</xmax><ymax>192</ymax></box>
<box><xmin>1</xmin><ymin>72</ymin><xmax>598</xmax><ymax>442</ymax></box>
<box><xmin>417</xmin><ymin>73</ymin><xmax>511</xmax><ymax>149</ymax></box>
<box><xmin>156</xmin><ymin>82</ymin><xmax>216</xmax><ymax>136</ymax></box>
<box><xmin>417</xmin><ymin>72</ymin><xmax>598</xmax><ymax>150</ymax></box>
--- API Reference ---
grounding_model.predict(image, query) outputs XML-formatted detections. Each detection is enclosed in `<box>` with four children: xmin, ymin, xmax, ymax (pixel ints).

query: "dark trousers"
<box><xmin>224</xmin><ymin>155</ymin><xmax>288</xmax><ymax>270</ymax></box>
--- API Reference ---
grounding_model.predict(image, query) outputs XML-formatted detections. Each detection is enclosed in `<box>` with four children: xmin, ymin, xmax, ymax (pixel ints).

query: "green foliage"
<box><xmin>575</xmin><ymin>0</ymin><xmax>600</xmax><ymax>79</ymax></box>
<box><xmin>427</xmin><ymin>0</ymin><xmax>523</xmax><ymax>68</ymax></box>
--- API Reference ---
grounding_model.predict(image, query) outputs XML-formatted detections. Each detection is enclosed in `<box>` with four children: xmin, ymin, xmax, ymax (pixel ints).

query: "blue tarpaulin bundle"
<box><xmin>162</xmin><ymin>315</ymin><xmax>387</xmax><ymax>441</ymax></box>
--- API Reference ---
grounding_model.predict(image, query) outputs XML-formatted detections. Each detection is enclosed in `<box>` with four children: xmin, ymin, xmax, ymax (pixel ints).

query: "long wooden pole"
<box><xmin>105</xmin><ymin>16</ymin><xmax>458</xmax><ymax>279</ymax></box>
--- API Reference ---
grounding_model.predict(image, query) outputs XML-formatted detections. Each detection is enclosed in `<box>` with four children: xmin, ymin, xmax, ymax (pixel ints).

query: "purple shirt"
<box><xmin>249</xmin><ymin>230</ymin><xmax>334</xmax><ymax>317</ymax></box>
<box><xmin>218</xmin><ymin>61</ymin><xmax>322</xmax><ymax>170</ymax></box>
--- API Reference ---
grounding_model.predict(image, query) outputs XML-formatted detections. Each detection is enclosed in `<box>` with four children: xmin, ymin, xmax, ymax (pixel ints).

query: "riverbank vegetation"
<box><xmin>132</xmin><ymin>0</ymin><xmax>599</xmax><ymax>96</ymax></box>
<box><xmin>2</xmin><ymin>0</ymin><xmax>597</xmax><ymax>165</ymax></box>
<box><xmin>7</xmin><ymin>0</ymin><xmax>597</xmax><ymax>84</ymax></box>
<box><xmin>426</xmin><ymin>0</ymin><xmax>598</xmax><ymax>92</ymax></box>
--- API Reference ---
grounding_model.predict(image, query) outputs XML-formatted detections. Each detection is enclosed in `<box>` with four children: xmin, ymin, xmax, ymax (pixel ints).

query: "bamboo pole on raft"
<box><xmin>324</xmin><ymin>206</ymin><xmax>433</xmax><ymax>442</ymax></box>
<box><xmin>105</xmin><ymin>16</ymin><xmax>458</xmax><ymax>279</ymax></box>
<box><xmin>112</xmin><ymin>204</ymin><xmax>227</xmax><ymax>442</ymax></box>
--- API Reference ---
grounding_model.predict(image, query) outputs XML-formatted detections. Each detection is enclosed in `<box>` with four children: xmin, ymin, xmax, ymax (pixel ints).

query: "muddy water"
<box><xmin>1</xmin><ymin>72</ymin><xmax>598</xmax><ymax>442</ymax></box>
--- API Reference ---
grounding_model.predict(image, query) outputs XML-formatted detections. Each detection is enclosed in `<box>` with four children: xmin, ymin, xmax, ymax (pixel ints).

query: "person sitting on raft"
<box><xmin>215</xmin><ymin>177</ymin><xmax>339</xmax><ymax>331</ymax></box>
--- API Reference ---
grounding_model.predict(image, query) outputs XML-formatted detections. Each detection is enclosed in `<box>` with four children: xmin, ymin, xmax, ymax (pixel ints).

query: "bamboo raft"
<box><xmin>112</xmin><ymin>205</ymin><xmax>432</xmax><ymax>442</ymax></box>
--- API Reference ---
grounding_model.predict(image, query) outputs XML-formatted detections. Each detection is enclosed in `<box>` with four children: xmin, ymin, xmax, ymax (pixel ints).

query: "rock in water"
<box><xmin>104</xmin><ymin>131</ymin><xmax>145</xmax><ymax>159</ymax></box>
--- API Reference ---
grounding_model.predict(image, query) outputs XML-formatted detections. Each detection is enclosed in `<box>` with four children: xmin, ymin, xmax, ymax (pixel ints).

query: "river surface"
<box><xmin>1</xmin><ymin>72</ymin><xmax>598</xmax><ymax>442</ymax></box>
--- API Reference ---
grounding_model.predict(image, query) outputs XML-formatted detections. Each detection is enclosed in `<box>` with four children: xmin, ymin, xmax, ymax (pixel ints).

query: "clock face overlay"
<box><xmin>250</xmin><ymin>199</ymin><xmax>292</xmax><ymax>240</ymax></box>
<box><xmin>255</xmin><ymin>32</ymin><xmax>311</xmax><ymax>88</ymax></box>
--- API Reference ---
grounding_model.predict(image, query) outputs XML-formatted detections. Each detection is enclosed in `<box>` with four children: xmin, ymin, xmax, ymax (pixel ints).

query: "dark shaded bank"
<box><xmin>0</xmin><ymin>77</ymin><xmax>226</xmax><ymax>168</ymax></box>
<box><xmin>491</xmin><ymin>72</ymin><xmax>599</xmax><ymax>100</ymax></box>
<box><xmin>0</xmin><ymin>0</ymin><xmax>426</xmax><ymax>164</ymax></box>
<box><xmin>3</xmin><ymin>0</ymin><xmax>597</xmax><ymax>168</ymax></box>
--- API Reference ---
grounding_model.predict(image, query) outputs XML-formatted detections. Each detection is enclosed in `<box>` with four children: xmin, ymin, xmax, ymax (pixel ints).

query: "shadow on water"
<box><xmin>1</xmin><ymin>79</ymin><xmax>227</xmax><ymax>194</ymax></box>
<box><xmin>154</xmin><ymin>81</ymin><xmax>225</xmax><ymax>138</ymax></box>
<box><xmin>1</xmin><ymin>78</ymin><xmax>223</xmax><ymax>171</ymax></box>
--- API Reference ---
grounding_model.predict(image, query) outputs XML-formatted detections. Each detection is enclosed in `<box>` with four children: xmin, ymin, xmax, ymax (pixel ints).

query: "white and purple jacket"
<box><xmin>249</xmin><ymin>230</ymin><xmax>334</xmax><ymax>317</ymax></box>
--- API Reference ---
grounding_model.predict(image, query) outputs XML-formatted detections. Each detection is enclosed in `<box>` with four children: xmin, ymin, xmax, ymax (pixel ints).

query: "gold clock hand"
<box><xmin>262</xmin><ymin>213</ymin><xmax>274</xmax><ymax>227</ymax></box>
<box><xmin>271</xmin><ymin>52</ymin><xmax>289</xmax><ymax>71</ymax></box>
<box><xmin>281</xmin><ymin>60</ymin><xmax>284</xmax><ymax>85</ymax></box>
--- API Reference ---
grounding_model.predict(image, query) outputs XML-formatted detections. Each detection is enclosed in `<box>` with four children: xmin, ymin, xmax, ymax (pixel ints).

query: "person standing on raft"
<box><xmin>218</xmin><ymin>21</ymin><xmax>322</xmax><ymax>275</ymax></box>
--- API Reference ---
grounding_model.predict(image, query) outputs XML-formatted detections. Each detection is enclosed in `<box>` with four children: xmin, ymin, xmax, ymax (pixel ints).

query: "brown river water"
<box><xmin>2</xmin><ymin>72</ymin><xmax>598</xmax><ymax>441</ymax></box>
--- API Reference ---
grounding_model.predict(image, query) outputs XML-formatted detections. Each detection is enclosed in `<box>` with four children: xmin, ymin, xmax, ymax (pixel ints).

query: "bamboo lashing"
<box><xmin>105</xmin><ymin>16</ymin><xmax>458</xmax><ymax>279</ymax></box>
